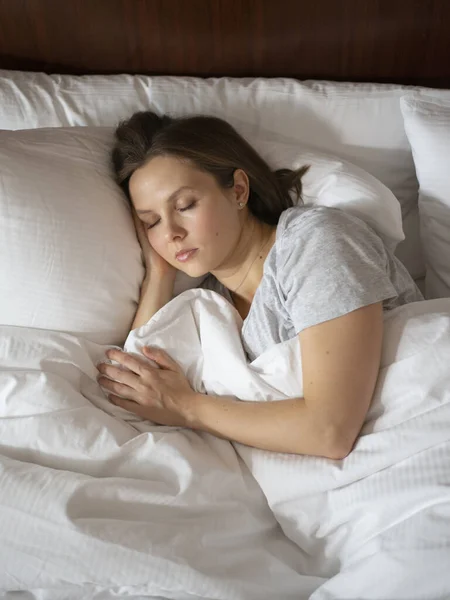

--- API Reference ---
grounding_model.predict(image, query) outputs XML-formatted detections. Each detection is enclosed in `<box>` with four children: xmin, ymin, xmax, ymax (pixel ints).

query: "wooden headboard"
<box><xmin>0</xmin><ymin>0</ymin><xmax>449</xmax><ymax>87</ymax></box>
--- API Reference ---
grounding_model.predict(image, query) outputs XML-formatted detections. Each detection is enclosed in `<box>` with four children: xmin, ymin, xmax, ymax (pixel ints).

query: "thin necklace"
<box><xmin>232</xmin><ymin>229</ymin><xmax>273</xmax><ymax>294</ymax></box>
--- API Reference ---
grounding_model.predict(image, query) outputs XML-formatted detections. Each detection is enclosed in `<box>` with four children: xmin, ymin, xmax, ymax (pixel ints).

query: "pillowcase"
<box><xmin>0</xmin><ymin>126</ymin><xmax>404</xmax><ymax>346</ymax></box>
<box><xmin>0</xmin><ymin>70</ymin><xmax>433</xmax><ymax>278</ymax></box>
<box><xmin>0</xmin><ymin>127</ymin><xmax>143</xmax><ymax>346</ymax></box>
<box><xmin>255</xmin><ymin>140</ymin><xmax>404</xmax><ymax>253</ymax></box>
<box><xmin>401</xmin><ymin>96</ymin><xmax>450</xmax><ymax>299</ymax></box>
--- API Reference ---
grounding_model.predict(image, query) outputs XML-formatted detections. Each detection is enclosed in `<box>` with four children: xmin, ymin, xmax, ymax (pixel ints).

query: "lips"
<box><xmin>175</xmin><ymin>248</ymin><xmax>198</xmax><ymax>262</ymax></box>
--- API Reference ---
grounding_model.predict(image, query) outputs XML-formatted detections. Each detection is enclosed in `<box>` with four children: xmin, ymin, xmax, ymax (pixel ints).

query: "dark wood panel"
<box><xmin>0</xmin><ymin>0</ymin><xmax>449</xmax><ymax>86</ymax></box>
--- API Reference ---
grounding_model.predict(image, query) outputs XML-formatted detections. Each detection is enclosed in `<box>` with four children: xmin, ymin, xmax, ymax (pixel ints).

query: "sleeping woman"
<box><xmin>96</xmin><ymin>111</ymin><xmax>424</xmax><ymax>459</ymax></box>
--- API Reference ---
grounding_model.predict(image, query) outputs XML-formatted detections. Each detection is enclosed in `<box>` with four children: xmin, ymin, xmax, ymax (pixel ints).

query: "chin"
<box><xmin>175</xmin><ymin>262</ymin><xmax>208</xmax><ymax>278</ymax></box>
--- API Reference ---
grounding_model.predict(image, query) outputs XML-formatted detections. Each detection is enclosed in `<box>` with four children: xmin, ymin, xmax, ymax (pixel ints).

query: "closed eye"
<box><xmin>178</xmin><ymin>201</ymin><xmax>196</xmax><ymax>213</ymax></box>
<box><xmin>146</xmin><ymin>201</ymin><xmax>196</xmax><ymax>230</ymax></box>
<box><xmin>146</xmin><ymin>220</ymin><xmax>160</xmax><ymax>230</ymax></box>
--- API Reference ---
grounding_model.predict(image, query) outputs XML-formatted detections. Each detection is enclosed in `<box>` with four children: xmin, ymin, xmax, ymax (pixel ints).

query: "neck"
<box><xmin>211</xmin><ymin>215</ymin><xmax>276</xmax><ymax>303</ymax></box>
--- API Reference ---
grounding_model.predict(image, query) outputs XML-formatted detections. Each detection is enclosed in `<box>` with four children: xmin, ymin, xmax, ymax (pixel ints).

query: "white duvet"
<box><xmin>1</xmin><ymin>290</ymin><xmax>450</xmax><ymax>600</ymax></box>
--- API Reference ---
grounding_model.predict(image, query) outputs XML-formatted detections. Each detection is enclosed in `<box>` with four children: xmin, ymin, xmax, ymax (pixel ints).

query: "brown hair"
<box><xmin>111</xmin><ymin>111</ymin><xmax>308</xmax><ymax>225</ymax></box>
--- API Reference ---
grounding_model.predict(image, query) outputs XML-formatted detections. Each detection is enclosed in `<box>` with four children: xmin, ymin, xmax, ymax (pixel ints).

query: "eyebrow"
<box><xmin>136</xmin><ymin>186</ymin><xmax>194</xmax><ymax>215</ymax></box>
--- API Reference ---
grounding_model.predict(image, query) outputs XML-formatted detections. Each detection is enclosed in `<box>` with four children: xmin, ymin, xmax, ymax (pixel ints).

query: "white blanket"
<box><xmin>1</xmin><ymin>290</ymin><xmax>450</xmax><ymax>599</ymax></box>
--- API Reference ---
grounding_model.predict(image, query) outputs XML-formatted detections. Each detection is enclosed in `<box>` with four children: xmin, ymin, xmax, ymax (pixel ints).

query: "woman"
<box><xmin>96</xmin><ymin>111</ymin><xmax>423</xmax><ymax>458</ymax></box>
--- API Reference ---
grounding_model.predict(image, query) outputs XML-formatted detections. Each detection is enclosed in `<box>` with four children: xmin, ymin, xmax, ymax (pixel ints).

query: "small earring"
<box><xmin>238</xmin><ymin>202</ymin><xmax>245</xmax><ymax>209</ymax></box>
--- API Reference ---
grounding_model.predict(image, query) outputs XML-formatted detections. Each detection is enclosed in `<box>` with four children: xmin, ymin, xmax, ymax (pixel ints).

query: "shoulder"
<box><xmin>275</xmin><ymin>207</ymin><xmax>397</xmax><ymax>334</ymax></box>
<box><xmin>278</xmin><ymin>205</ymin><xmax>373</xmax><ymax>240</ymax></box>
<box><xmin>273</xmin><ymin>206</ymin><xmax>390</xmax><ymax>296</ymax></box>
<box><xmin>277</xmin><ymin>205</ymin><xmax>386</xmax><ymax>259</ymax></box>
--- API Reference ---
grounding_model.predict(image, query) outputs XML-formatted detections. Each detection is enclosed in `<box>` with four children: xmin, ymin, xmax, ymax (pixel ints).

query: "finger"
<box><xmin>142</xmin><ymin>346</ymin><xmax>180</xmax><ymax>372</ymax></box>
<box><xmin>98</xmin><ymin>363</ymin><xmax>140</xmax><ymax>387</ymax></box>
<box><xmin>106</xmin><ymin>349</ymin><xmax>149</xmax><ymax>377</ymax></box>
<box><xmin>131</xmin><ymin>204</ymin><xmax>142</xmax><ymax>228</ymax></box>
<box><xmin>131</xmin><ymin>206</ymin><xmax>141</xmax><ymax>232</ymax></box>
<box><xmin>131</xmin><ymin>207</ymin><xmax>148</xmax><ymax>247</ymax></box>
<box><xmin>108</xmin><ymin>394</ymin><xmax>151</xmax><ymax>418</ymax></box>
<box><xmin>98</xmin><ymin>376</ymin><xmax>140</xmax><ymax>402</ymax></box>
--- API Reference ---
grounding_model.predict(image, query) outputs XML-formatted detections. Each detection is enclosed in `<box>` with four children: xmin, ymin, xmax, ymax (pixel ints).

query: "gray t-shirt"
<box><xmin>201</xmin><ymin>206</ymin><xmax>424</xmax><ymax>362</ymax></box>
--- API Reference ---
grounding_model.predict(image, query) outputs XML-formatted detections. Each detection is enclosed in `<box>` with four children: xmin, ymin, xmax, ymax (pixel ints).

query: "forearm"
<box><xmin>191</xmin><ymin>393</ymin><xmax>352</xmax><ymax>458</ymax></box>
<box><xmin>131</xmin><ymin>275</ymin><xmax>175</xmax><ymax>330</ymax></box>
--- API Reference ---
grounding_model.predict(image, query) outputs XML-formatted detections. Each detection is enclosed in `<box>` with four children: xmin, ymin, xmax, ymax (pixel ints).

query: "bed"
<box><xmin>1</xmin><ymin>1</ymin><xmax>450</xmax><ymax>599</ymax></box>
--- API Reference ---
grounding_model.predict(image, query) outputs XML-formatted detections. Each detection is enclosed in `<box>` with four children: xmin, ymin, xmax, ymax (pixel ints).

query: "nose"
<box><xmin>163</xmin><ymin>218</ymin><xmax>186</xmax><ymax>243</ymax></box>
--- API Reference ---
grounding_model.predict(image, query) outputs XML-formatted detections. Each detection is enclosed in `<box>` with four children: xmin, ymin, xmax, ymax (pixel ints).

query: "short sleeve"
<box><xmin>278</xmin><ymin>208</ymin><xmax>398</xmax><ymax>334</ymax></box>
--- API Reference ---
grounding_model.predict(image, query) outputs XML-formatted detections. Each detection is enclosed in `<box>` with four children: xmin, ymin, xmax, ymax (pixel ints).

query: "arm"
<box><xmin>130</xmin><ymin>205</ymin><xmax>177</xmax><ymax>331</ymax></box>
<box><xmin>131</xmin><ymin>274</ymin><xmax>175</xmax><ymax>330</ymax></box>
<box><xmin>190</xmin><ymin>302</ymin><xmax>384</xmax><ymax>459</ymax></box>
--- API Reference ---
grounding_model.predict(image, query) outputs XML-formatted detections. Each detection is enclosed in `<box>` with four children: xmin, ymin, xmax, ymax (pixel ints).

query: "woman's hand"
<box><xmin>96</xmin><ymin>346</ymin><xmax>200</xmax><ymax>428</ymax></box>
<box><xmin>131</xmin><ymin>205</ymin><xmax>177</xmax><ymax>280</ymax></box>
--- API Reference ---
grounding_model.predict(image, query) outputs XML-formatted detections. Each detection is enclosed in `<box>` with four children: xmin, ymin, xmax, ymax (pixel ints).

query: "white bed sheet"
<box><xmin>0</xmin><ymin>322</ymin><xmax>322</xmax><ymax>599</ymax></box>
<box><xmin>1</xmin><ymin>291</ymin><xmax>450</xmax><ymax>599</ymax></box>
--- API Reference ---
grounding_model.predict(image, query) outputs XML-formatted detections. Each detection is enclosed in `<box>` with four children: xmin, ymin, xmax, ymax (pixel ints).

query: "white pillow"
<box><xmin>255</xmin><ymin>140</ymin><xmax>404</xmax><ymax>253</ymax></box>
<box><xmin>0</xmin><ymin>126</ymin><xmax>403</xmax><ymax>345</ymax></box>
<box><xmin>3</xmin><ymin>69</ymin><xmax>445</xmax><ymax>277</ymax></box>
<box><xmin>0</xmin><ymin>127</ymin><xmax>142</xmax><ymax>345</ymax></box>
<box><xmin>401</xmin><ymin>96</ymin><xmax>450</xmax><ymax>299</ymax></box>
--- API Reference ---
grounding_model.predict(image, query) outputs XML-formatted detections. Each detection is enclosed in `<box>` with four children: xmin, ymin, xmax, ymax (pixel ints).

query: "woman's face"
<box><xmin>129</xmin><ymin>155</ymin><xmax>248</xmax><ymax>277</ymax></box>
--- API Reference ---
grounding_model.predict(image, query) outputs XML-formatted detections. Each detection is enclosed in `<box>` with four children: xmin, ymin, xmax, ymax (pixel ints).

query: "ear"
<box><xmin>233</xmin><ymin>168</ymin><xmax>250</xmax><ymax>206</ymax></box>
